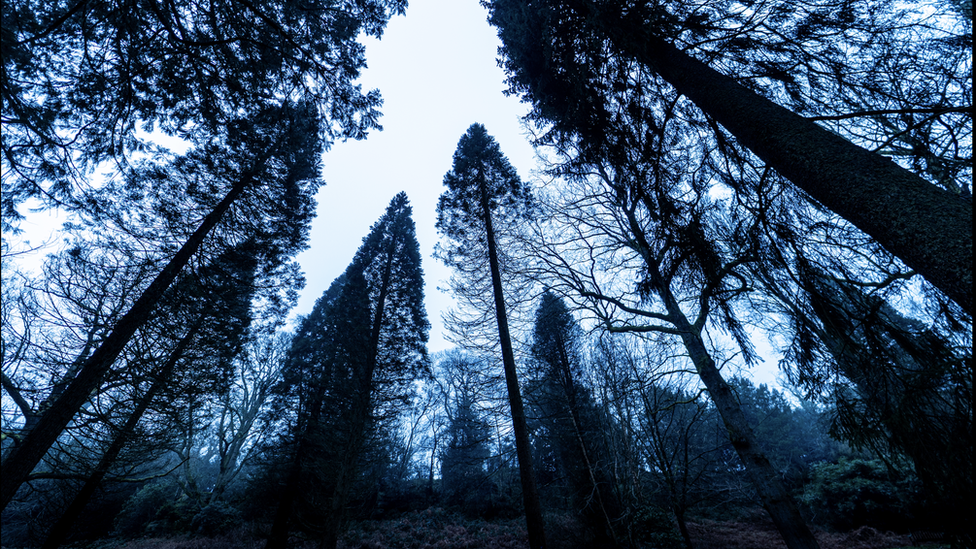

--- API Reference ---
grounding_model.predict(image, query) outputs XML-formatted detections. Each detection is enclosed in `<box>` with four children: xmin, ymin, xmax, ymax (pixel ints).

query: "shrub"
<box><xmin>190</xmin><ymin>501</ymin><xmax>243</xmax><ymax>536</ymax></box>
<box><xmin>801</xmin><ymin>458</ymin><xmax>920</xmax><ymax>531</ymax></box>
<box><xmin>630</xmin><ymin>506</ymin><xmax>684</xmax><ymax>549</ymax></box>
<box><xmin>114</xmin><ymin>482</ymin><xmax>175</xmax><ymax>537</ymax></box>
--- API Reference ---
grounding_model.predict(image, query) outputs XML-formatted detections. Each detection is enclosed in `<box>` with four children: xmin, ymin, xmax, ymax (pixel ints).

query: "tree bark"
<box><xmin>479</xmin><ymin>175</ymin><xmax>548</xmax><ymax>549</ymax></box>
<box><xmin>0</xmin><ymin>152</ymin><xmax>271</xmax><ymax>512</ymax></box>
<box><xmin>658</xmin><ymin>289</ymin><xmax>820</xmax><ymax>549</ymax></box>
<box><xmin>581</xmin><ymin>1</ymin><xmax>972</xmax><ymax>313</ymax></box>
<box><xmin>611</xmin><ymin>193</ymin><xmax>819</xmax><ymax>549</ymax></box>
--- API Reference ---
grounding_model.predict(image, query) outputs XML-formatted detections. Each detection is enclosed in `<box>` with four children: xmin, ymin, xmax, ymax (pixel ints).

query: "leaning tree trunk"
<box><xmin>479</xmin><ymin>175</ymin><xmax>548</xmax><ymax>549</ymax></box>
<box><xmin>655</xmin><ymin>284</ymin><xmax>821</xmax><ymax>549</ymax></box>
<box><xmin>609</xmin><ymin>170</ymin><xmax>820</xmax><ymax>549</ymax></box>
<box><xmin>41</xmin><ymin>318</ymin><xmax>205</xmax><ymax>549</ymax></box>
<box><xmin>0</xmin><ymin>155</ymin><xmax>274</xmax><ymax>511</ymax></box>
<box><xmin>579</xmin><ymin>1</ymin><xmax>972</xmax><ymax>314</ymax></box>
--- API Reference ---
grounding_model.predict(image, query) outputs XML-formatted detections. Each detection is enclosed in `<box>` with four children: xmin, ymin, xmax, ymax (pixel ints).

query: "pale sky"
<box><xmin>293</xmin><ymin>0</ymin><xmax>537</xmax><ymax>354</ymax></box>
<box><xmin>291</xmin><ymin>0</ymin><xmax>786</xmax><ymax>387</ymax></box>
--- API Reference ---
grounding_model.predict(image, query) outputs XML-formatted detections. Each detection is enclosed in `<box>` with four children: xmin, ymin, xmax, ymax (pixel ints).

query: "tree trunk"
<box><xmin>554</xmin><ymin>333</ymin><xmax>618</xmax><ymax>545</ymax></box>
<box><xmin>582</xmin><ymin>2</ymin><xmax>972</xmax><ymax>313</ymax></box>
<box><xmin>479</xmin><ymin>176</ymin><xmax>548</xmax><ymax>549</ymax></box>
<box><xmin>41</xmin><ymin>319</ymin><xmax>204</xmax><ymax>549</ymax></box>
<box><xmin>265</xmin><ymin>455</ymin><xmax>302</xmax><ymax>549</ymax></box>
<box><xmin>0</xmin><ymin>157</ymin><xmax>272</xmax><ymax>511</ymax></box>
<box><xmin>658</xmin><ymin>290</ymin><xmax>820</xmax><ymax>549</ymax></box>
<box><xmin>674</xmin><ymin>505</ymin><xmax>694</xmax><ymax>549</ymax></box>
<box><xmin>609</xmin><ymin>171</ymin><xmax>819</xmax><ymax>548</ymax></box>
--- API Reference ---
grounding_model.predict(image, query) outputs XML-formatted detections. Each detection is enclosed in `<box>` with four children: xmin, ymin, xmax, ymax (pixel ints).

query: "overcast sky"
<box><xmin>293</xmin><ymin>0</ymin><xmax>537</xmax><ymax>354</ymax></box>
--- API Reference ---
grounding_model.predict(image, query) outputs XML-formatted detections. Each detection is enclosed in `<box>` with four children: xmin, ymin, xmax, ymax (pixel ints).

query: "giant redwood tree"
<box><xmin>435</xmin><ymin>123</ymin><xmax>546</xmax><ymax>549</ymax></box>
<box><xmin>268</xmin><ymin>192</ymin><xmax>429</xmax><ymax>549</ymax></box>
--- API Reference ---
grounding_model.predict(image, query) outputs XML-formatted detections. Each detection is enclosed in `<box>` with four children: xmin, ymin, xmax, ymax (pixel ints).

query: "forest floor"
<box><xmin>53</xmin><ymin>508</ymin><xmax>939</xmax><ymax>549</ymax></box>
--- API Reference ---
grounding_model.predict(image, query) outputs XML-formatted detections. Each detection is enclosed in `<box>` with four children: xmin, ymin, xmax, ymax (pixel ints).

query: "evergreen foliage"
<box><xmin>436</xmin><ymin>123</ymin><xmax>547</xmax><ymax>549</ymax></box>
<box><xmin>528</xmin><ymin>291</ymin><xmax>624</xmax><ymax>546</ymax></box>
<box><xmin>783</xmin><ymin>265</ymin><xmax>973</xmax><ymax>543</ymax></box>
<box><xmin>2</xmin><ymin>1</ymin><xmax>971</xmax><ymax>546</ymax></box>
<box><xmin>485</xmin><ymin>0</ymin><xmax>972</xmax><ymax>313</ymax></box>
<box><xmin>1</xmin><ymin>0</ymin><xmax>405</xmax><ymax>223</ymax></box>
<box><xmin>268</xmin><ymin>193</ymin><xmax>428</xmax><ymax>549</ymax></box>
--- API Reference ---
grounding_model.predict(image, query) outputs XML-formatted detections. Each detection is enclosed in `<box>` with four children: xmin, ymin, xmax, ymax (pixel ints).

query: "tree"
<box><xmin>522</xmin><ymin>110</ymin><xmax>821</xmax><ymax>547</ymax></box>
<box><xmin>528</xmin><ymin>291</ymin><xmax>622</xmax><ymax>545</ymax></box>
<box><xmin>436</xmin><ymin>123</ymin><xmax>546</xmax><ymax>549</ymax></box>
<box><xmin>1</xmin><ymin>0</ymin><xmax>404</xmax><ymax>224</ymax></box>
<box><xmin>204</xmin><ymin>330</ymin><xmax>291</xmax><ymax>503</ymax></box>
<box><xmin>486</xmin><ymin>0</ymin><xmax>972</xmax><ymax>313</ymax></box>
<box><xmin>440</xmin><ymin>388</ymin><xmax>492</xmax><ymax>511</ymax></box>
<box><xmin>40</xmin><ymin>241</ymin><xmax>259</xmax><ymax>548</ymax></box>
<box><xmin>267</xmin><ymin>192</ymin><xmax>429</xmax><ymax>549</ymax></box>
<box><xmin>780</xmin><ymin>263</ymin><xmax>972</xmax><ymax>544</ymax></box>
<box><xmin>1</xmin><ymin>103</ymin><xmax>323</xmax><ymax>512</ymax></box>
<box><xmin>638</xmin><ymin>380</ymin><xmax>725</xmax><ymax>549</ymax></box>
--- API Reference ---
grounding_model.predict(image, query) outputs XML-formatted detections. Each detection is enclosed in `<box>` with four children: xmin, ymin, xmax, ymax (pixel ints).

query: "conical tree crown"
<box><xmin>352</xmin><ymin>191</ymin><xmax>430</xmax><ymax>376</ymax></box>
<box><xmin>283</xmin><ymin>192</ymin><xmax>429</xmax><ymax>423</ymax></box>
<box><xmin>436</xmin><ymin>123</ymin><xmax>533</xmax><ymax>258</ymax></box>
<box><xmin>531</xmin><ymin>291</ymin><xmax>583</xmax><ymax>380</ymax></box>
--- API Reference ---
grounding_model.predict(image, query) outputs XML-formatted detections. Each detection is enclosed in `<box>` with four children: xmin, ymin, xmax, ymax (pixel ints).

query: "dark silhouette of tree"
<box><xmin>440</xmin><ymin>389</ymin><xmax>492</xmax><ymax>511</ymax></box>
<box><xmin>523</xmin><ymin>108</ymin><xmax>821</xmax><ymax>547</ymax></box>
<box><xmin>435</xmin><ymin>123</ymin><xmax>546</xmax><ymax>549</ymax></box>
<box><xmin>267</xmin><ymin>192</ymin><xmax>428</xmax><ymax>549</ymax></box>
<box><xmin>1</xmin><ymin>103</ymin><xmax>322</xmax><ymax>511</ymax></box>
<box><xmin>1</xmin><ymin>0</ymin><xmax>405</xmax><ymax>224</ymax></box>
<box><xmin>781</xmin><ymin>263</ymin><xmax>973</xmax><ymax>545</ymax></box>
<box><xmin>41</xmin><ymin>241</ymin><xmax>259</xmax><ymax>549</ymax></box>
<box><xmin>202</xmin><ymin>330</ymin><xmax>291</xmax><ymax>504</ymax></box>
<box><xmin>528</xmin><ymin>291</ymin><xmax>622</xmax><ymax>546</ymax></box>
<box><xmin>486</xmin><ymin>0</ymin><xmax>972</xmax><ymax>313</ymax></box>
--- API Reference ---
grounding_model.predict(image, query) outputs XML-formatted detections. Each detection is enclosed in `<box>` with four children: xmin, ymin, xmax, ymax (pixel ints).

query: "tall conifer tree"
<box><xmin>436</xmin><ymin>123</ymin><xmax>546</xmax><ymax>549</ymax></box>
<box><xmin>530</xmin><ymin>291</ymin><xmax>620</xmax><ymax>545</ymax></box>
<box><xmin>268</xmin><ymin>192</ymin><xmax>428</xmax><ymax>549</ymax></box>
